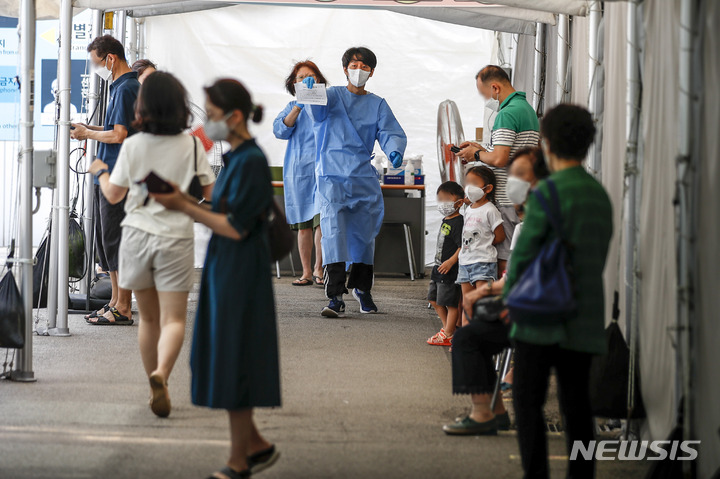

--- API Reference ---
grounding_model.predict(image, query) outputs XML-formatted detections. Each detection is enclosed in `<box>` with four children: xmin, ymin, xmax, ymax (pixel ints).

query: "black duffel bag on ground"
<box><xmin>0</xmin><ymin>265</ymin><xmax>25</xmax><ymax>349</ymax></box>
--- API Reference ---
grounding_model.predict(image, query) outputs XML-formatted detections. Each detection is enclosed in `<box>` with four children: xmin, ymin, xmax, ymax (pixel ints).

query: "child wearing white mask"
<box><xmin>457</xmin><ymin>166</ymin><xmax>505</xmax><ymax>326</ymax></box>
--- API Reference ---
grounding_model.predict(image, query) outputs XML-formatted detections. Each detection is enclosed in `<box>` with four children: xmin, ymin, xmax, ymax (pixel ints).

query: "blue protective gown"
<box><xmin>308</xmin><ymin>86</ymin><xmax>407</xmax><ymax>265</ymax></box>
<box><xmin>273</xmin><ymin>101</ymin><xmax>318</xmax><ymax>225</ymax></box>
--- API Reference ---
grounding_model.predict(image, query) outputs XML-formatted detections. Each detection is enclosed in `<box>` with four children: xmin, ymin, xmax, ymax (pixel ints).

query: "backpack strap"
<box><xmin>532</xmin><ymin>179</ymin><xmax>563</xmax><ymax>238</ymax></box>
<box><xmin>192</xmin><ymin>136</ymin><xmax>198</xmax><ymax>173</ymax></box>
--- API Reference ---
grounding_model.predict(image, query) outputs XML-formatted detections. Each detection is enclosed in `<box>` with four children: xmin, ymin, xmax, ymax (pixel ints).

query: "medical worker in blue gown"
<box><xmin>305</xmin><ymin>46</ymin><xmax>407</xmax><ymax>318</ymax></box>
<box><xmin>273</xmin><ymin>61</ymin><xmax>328</xmax><ymax>286</ymax></box>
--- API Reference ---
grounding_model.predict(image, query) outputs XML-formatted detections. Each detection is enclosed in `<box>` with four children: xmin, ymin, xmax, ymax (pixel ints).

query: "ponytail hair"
<box><xmin>204</xmin><ymin>78</ymin><xmax>263</xmax><ymax>124</ymax></box>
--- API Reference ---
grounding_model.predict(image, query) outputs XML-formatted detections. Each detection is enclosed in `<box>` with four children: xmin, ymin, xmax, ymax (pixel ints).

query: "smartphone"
<box><xmin>141</xmin><ymin>171</ymin><xmax>173</xmax><ymax>194</ymax></box>
<box><xmin>450</xmin><ymin>145</ymin><xmax>461</xmax><ymax>154</ymax></box>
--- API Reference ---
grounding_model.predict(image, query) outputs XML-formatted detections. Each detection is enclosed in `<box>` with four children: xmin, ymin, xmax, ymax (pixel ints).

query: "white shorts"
<box><xmin>119</xmin><ymin>226</ymin><xmax>194</xmax><ymax>292</ymax></box>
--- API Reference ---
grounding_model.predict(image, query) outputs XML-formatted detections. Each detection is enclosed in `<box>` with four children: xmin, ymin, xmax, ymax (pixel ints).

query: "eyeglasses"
<box><xmin>295</xmin><ymin>75</ymin><xmax>316</xmax><ymax>82</ymax></box>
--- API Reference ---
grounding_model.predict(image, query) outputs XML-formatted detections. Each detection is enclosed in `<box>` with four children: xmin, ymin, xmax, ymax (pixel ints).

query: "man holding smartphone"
<box><xmin>71</xmin><ymin>34</ymin><xmax>140</xmax><ymax>325</ymax></box>
<box><xmin>455</xmin><ymin>65</ymin><xmax>540</xmax><ymax>274</ymax></box>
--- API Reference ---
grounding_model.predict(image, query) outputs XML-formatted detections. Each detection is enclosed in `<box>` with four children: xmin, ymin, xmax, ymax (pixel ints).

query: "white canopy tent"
<box><xmin>3</xmin><ymin>0</ymin><xmax>719</xmax><ymax>477</ymax></box>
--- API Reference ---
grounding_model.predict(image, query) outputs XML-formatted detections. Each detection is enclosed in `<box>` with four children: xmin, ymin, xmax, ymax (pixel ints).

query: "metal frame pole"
<box><xmin>128</xmin><ymin>16</ymin><xmax>138</xmax><ymax>64</ymax></box>
<box><xmin>587</xmin><ymin>1</ymin><xmax>603</xmax><ymax>179</ymax></box>
<box><xmin>50</xmin><ymin>0</ymin><xmax>73</xmax><ymax>336</ymax></box>
<box><xmin>12</xmin><ymin>0</ymin><xmax>37</xmax><ymax>382</ymax></box>
<box><xmin>80</xmin><ymin>9</ymin><xmax>104</xmax><ymax>302</ymax></box>
<box><xmin>677</xmin><ymin>0</ymin><xmax>697</xmax><ymax>463</ymax></box>
<box><xmin>556</xmin><ymin>14</ymin><xmax>570</xmax><ymax>104</ymax></box>
<box><xmin>532</xmin><ymin>22</ymin><xmax>546</xmax><ymax>115</ymax></box>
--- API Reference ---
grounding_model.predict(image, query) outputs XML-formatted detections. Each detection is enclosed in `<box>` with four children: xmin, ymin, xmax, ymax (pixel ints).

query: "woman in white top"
<box><xmin>89</xmin><ymin>71</ymin><xmax>215</xmax><ymax>418</ymax></box>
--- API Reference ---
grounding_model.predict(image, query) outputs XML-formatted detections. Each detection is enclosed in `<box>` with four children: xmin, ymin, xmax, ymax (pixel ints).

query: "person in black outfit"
<box><xmin>443</xmin><ymin>147</ymin><xmax>550</xmax><ymax>437</ymax></box>
<box><xmin>426</xmin><ymin>181</ymin><xmax>465</xmax><ymax>347</ymax></box>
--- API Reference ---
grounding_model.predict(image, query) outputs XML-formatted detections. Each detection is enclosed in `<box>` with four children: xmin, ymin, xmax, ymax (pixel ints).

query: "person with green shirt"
<box><xmin>503</xmin><ymin>104</ymin><xmax>613</xmax><ymax>479</ymax></box>
<box><xmin>456</xmin><ymin>65</ymin><xmax>540</xmax><ymax>274</ymax></box>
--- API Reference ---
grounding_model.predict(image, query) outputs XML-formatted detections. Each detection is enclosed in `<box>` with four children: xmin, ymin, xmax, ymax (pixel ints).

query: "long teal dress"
<box><xmin>191</xmin><ymin>139</ymin><xmax>281</xmax><ymax>410</ymax></box>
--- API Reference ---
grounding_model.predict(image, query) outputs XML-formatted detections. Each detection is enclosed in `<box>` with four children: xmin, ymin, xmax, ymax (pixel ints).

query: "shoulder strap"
<box><xmin>532</xmin><ymin>179</ymin><xmax>563</xmax><ymax>237</ymax></box>
<box><xmin>192</xmin><ymin>136</ymin><xmax>198</xmax><ymax>173</ymax></box>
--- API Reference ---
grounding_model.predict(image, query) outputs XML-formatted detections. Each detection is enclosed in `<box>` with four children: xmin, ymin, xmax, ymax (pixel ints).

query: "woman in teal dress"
<box><xmin>152</xmin><ymin>78</ymin><xmax>280</xmax><ymax>479</ymax></box>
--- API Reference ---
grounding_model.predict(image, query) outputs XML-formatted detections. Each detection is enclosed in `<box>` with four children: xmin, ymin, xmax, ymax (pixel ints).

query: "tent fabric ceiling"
<box><xmin>1</xmin><ymin>0</ymin><xmax>577</xmax><ymax>31</ymax></box>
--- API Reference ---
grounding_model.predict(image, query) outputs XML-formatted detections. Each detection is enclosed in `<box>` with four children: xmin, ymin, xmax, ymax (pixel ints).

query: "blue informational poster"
<box><xmin>0</xmin><ymin>11</ymin><xmax>94</xmax><ymax>142</ymax></box>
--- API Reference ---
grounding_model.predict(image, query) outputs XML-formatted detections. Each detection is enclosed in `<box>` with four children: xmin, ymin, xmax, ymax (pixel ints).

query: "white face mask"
<box><xmin>347</xmin><ymin>68</ymin><xmax>371</xmax><ymax>88</ymax></box>
<box><xmin>485</xmin><ymin>92</ymin><xmax>500</xmax><ymax>112</ymax></box>
<box><xmin>506</xmin><ymin>176</ymin><xmax>532</xmax><ymax>205</ymax></box>
<box><xmin>94</xmin><ymin>57</ymin><xmax>113</xmax><ymax>82</ymax></box>
<box><xmin>465</xmin><ymin>184</ymin><xmax>486</xmax><ymax>203</ymax></box>
<box><xmin>204</xmin><ymin>113</ymin><xmax>232</xmax><ymax>142</ymax></box>
<box><xmin>437</xmin><ymin>201</ymin><xmax>458</xmax><ymax>217</ymax></box>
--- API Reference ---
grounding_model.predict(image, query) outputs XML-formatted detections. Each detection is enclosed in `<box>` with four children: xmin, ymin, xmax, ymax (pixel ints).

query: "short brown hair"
<box><xmin>284</xmin><ymin>60</ymin><xmax>328</xmax><ymax>96</ymax></box>
<box><xmin>132</xmin><ymin>59</ymin><xmax>156</xmax><ymax>76</ymax></box>
<box><xmin>87</xmin><ymin>34</ymin><xmax>126</xmax><ymax>62</ymax></box>
<box><xmin>132</xmin><ymin>71</ymin><xmax>190</xmax><ymax>135</ymax></box>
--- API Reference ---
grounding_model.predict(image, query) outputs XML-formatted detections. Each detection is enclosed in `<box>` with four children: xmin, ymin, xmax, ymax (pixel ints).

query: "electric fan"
<box><xmin>188</xmin><ymin>101</ymin><xmax>224</xmax><ymax>177</ymax></box>
<box><xmin>436</xmin><ymin>100</ymin><xmax>466</xmax><ymax>186</ymax></box>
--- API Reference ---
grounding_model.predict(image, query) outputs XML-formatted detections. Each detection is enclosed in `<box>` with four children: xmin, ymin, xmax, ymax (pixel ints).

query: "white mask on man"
<box><xmin>348</xmin><ymin>68</ymin><xmax>371</xmax><ymax>88</ymax></box>
<box><xmin>506</xmin><ymin>176</ymin><xmax>532</xmax><ymax>205</ymax></box>
<box><xmin>94</xmin><ymin>58</ymin><xmax>113</xmax><ymax>82</ymax></box>
<box><xmin>485</xmin><ymin>92</ymin><xmax>500</xmax><ymax>112</ymax></box>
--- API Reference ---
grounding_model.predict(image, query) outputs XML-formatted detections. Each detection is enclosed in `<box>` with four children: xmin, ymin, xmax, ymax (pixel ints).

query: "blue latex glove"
<box><xmin>294</xmin><ymin>102</ymin><xmax>304</xmax><ymax>109</ymax></box>
<box><xmin>302</xmin><ymin>76</ymin><xmax>315</xmax><ymax>89</ymax></box>
<box><xmin>390</xmin><ymin>151</ymin><xmax>403</xmax><ymax>168</ymax></box>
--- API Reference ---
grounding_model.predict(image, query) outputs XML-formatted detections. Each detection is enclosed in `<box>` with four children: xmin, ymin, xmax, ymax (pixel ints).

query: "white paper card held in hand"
<box><xmin>295</xmin><ymin>82</ymin><xmax>328</xmax><ymax>106</ymax></box>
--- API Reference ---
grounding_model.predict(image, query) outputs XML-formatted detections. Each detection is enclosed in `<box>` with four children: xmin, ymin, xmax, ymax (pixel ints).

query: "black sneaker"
<box><xmin>352</xmin><ymin>288</ymin><xmax>378</xmax><ymax>313</ymax></box>
<box><xmin>442</xmin><ymin>416</ymin><xmax>498</xmax><ymax>436</ymax></box>
<box><xmin>321</xmin><ymin>297</ymin><xmax>346</xmax><ymax>318</ymax></box>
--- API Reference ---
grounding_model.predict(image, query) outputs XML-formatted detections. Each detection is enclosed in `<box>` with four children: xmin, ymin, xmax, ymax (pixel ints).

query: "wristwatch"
<box><xmin>94</xmin><ymin>168</ymin><xmax>109</xmax><ymax>179</ymax></box>
<box><xmin>474</xmin><ymin>150</ymin><xmax>481</xmax><ymax>162</ymax></box>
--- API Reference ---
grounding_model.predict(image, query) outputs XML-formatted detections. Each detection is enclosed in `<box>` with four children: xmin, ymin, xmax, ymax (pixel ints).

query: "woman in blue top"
<box><xmin>152</xmin><ymin>79</ymin><xmax>281</xmax><ymax>479</ymax></box>
<box><xmin>305</xmin><ymin>47</ymin><xmax>407</xmax><ymax>318</ymax></box>
<box><xmin>273</xmin><ymin>61</ymin><xmax>328</xmax><ymax>286</ymax></box>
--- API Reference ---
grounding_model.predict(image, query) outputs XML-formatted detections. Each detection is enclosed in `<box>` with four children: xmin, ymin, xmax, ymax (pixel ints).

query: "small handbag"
<box><xmin>471</xmin><ymin>295</ymin><xmax>507</xmax><ymax>324</ymax></box>
<box><xmin>506</xmin><ymin>179</ymin><xmax>577</xmax><ymax>325</ymax></box>
<box><xmin>188</xmin><ymin>136</ymin><xmax>205</xmax><ymax>201</ymax></box>
<box><xmin>265</xmin><ymin>199</ymin><xmax>294</xmax><ymax>262</ymax></box>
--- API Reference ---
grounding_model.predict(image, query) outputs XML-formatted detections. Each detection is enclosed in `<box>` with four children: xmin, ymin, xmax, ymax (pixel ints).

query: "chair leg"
<box><xmin>275</xmin><ymin>261</ymin><xmax>281</xmax><ymax>279</ymax></box>
<box><xmin>402</xmin><ymin>224</ymin><xmax>416</xmax><ymax>281</ymax></box>
<box><xmin>288</xmin><ymin>253</ymin><xmax>296</xmax><ymax>277</ymax></box>
<box><xmin>491</xmin><ymin>348</ymin><xmax>512</xmax><ymax>411</ymax></box>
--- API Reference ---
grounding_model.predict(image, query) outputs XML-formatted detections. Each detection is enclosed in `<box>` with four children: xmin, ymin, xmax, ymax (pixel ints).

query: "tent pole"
<box><xmin>80</xmin><ymin>9</ymin><xmax>104</xmax><ymax>303</ymax></box>
<box><xmin>677</xmin><ymin>0</ymin><xmax>697</xmax><ymax>459</ymax></box>
<box><xmin>128</xmin><ymin>16</ymin><xmax>138</xmax><ymax>64</ymax></box>
<box><xmin>556</xmin><ymin>14</ymin><xmax>569</xmax><ymax>103</ymax></box>
<box><xmin>137</xmin><ymin>18</ymin><xmax>146</xmax><ymax>58</ymax></box>
<box><xmin>50</xmin><ymin>0</ymin><xmax>73</xmax><ymax>337</ymax></box>
<box><xmin>624</xmin><ymin>0</ymin><xmax>641</xmax><ymax>347</ymax></box>
<box><xmin>532</xmin><ymin>22</ymin><xmax>546</xmax><ymax>115</ymax></box>
<box><xmin>115</xmin><ymin>10</ymin><xmax>127</xmax><ymax>45</ymax></box>
<box><xmin>11</xmin><ymin>0</ymin><xmax>37</xmax><ymax>382</ymax></box>
<box><xmin>587</xmin><ymin>1</ymin><xmax>603</xmax><ymax>179</ymax></box>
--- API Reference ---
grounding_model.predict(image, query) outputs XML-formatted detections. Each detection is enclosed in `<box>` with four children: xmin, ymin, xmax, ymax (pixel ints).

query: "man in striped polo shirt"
<box><xmin>458</xmin><ymin>65</ymin><xmax>540</xmax><ymax>272</ymax></box>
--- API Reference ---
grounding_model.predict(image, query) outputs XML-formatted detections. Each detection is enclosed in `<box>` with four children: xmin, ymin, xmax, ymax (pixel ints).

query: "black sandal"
<box><xmin>87</xmin><ymin>307</ymin><xmax>133</xmax><ymax>326</ymax></box>
<box><xmin>248</xmin><ymin>445</ymin><xmax>280</xmax><ymax>474</ymax></box>
<box><xmin>206</xmin><ymin>466</ymin><xmax>251</xmax><ymax>479</ymax></box>
<box><xmin>85</xmin><ymin>303</ymin><xmax>110</xmax><ymax>322</ymax></box>
<box><xmin>292</xmin><ymin>278</ymin><xmax>313</xmax><ymax>286</ymax></box>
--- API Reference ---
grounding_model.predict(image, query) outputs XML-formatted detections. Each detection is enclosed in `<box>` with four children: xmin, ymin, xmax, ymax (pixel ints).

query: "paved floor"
<box><xmin>0</xmin><ymin>273</ymin><xmax>647</xmax><ymax>479</ymax></box>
